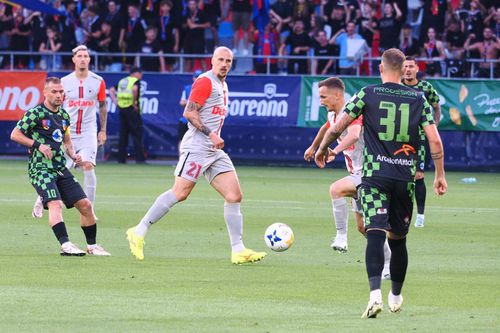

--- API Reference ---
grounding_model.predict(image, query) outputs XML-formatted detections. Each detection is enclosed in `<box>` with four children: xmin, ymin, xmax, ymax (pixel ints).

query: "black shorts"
<box><xmin>359</xmin><ymin>177</ymin><xmax>415</xmax><ymax>236</ymax></box>
<box><xmin>30</xmin><ymin>168</ymin><xmax>87</xmax><ymax>209</ymax></box>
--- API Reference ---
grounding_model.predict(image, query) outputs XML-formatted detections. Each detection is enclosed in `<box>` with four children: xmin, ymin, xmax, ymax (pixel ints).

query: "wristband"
<box><xmin>32</xmin><ymin>141</ymin><xmax>41</xmax><ymax>149</ymax></box>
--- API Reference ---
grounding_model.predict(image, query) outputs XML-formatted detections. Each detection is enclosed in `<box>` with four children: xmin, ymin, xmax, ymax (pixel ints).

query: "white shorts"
<box><xmin>66</xmin><ymin>134</ymin><xmax>97</xmax><ymax>168</ymax></box>
<box><xmin>175</xmin><ymin>149</ymin><xmax>235</xmax><ymax>183</ymax></box>
<box><xmin>347</xmin><ymin>173</ymin><xmax>362</xmax><ymax>213</ymax></box>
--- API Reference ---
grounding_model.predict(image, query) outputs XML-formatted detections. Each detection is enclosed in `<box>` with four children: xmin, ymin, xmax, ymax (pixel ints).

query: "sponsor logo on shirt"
<box><xmin>42</xmin><ymin>119</ymin><xmax>51</xmax><ymax>130</ymax></box>
<box><xmin>393</xmin><ymin>144</ymin><xmax>416</xmax><ymax>156</ymax></box>
<box><xmin>67</xmin><ymin>99</ymin><xmax>95</xmax><ymax>107</ymax></box>
<box><xmin>52</xmin><ymin>129</ymin><xmax>63</xmax><ymax>142</ymax></box>
<box><xmin>211</xmin><ymin>105</ymin><xmax>227</xmax><ymax>116</ymax></box>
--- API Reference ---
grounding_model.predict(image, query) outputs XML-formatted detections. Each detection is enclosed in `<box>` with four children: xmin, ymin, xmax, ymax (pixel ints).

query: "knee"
<box><xmin>172</xmin><ymin>188</ymin><xmax>189</xmax><ymax>202</ymax></box>
<box><xmin>224</xmin><ymin>191</ymin><xmax>243</xmax><ymax>204</ymax></box>
<box><xmin>82</xmin><ymin>162</ymin><xmax>94</xmax><ymax>171</ymax></box>
<box><xmin>330</xmin><ymin>183</ymin><xmax>341</xmax><ymax>199</ymax></box>
<box><xmin>47</xmin><ymin>200</ymin><xmax>63</xmax><ymax>212</ymax></box>
<box><xmin>77</xmin><ymin>199</ymin><xmax>93</xmax><ymax>214</ymax></box>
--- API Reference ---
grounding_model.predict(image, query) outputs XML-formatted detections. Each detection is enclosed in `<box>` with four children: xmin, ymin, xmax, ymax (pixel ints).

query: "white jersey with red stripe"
<box><xmin>326</xmin><ymin>111</ymin><xmax>364</xmax><ymax>176</ymax></box>
<box><xmin>180</xmin><ymin>70</ymin><xmax>228</xmax><ymax>153</ymax></box>
<box><xmin>61</xmin><ymin>71</ymin><xmax>106</xmax><ymax>137</ymax></box>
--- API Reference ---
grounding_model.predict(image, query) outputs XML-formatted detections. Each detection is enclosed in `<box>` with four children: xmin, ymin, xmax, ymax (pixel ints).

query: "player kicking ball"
<box><xmin>305</xmin><ymin>77</ymin><xmax>390</xmax><ymax>279</ymax></box>
<box><xmin>11</xmin><ymin>77</ymin><xmax>110</xmax><ymax>256</ymax></box>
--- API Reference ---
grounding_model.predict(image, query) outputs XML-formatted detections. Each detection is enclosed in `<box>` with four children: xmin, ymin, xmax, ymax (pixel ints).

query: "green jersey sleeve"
<box><xmin>426</xmin><ymin>82</ymin><xmax>440</xmax><ymax>106</ymax></box>
<box><xmin>344</xmin><ymin>87</ymin><xmax>367</xmax><ymax>119</ymax></box>
<box><xmin>420</xmin><ymin>96</ymin><xmax>435</xmax><ymax>129</ymax></box>
<box><xmin>15</xmin><ymin>109</ymin><xmax>39</xmax><ymax>135</ymax></box>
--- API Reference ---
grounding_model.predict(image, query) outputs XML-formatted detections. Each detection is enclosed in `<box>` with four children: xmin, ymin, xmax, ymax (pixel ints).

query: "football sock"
<box><xmin>52</xmin><ymin>222</ymin><xmax>69</xmax><ymax>245</ymax></box>
<box><xmin>388</xmin><ymin>237</ymin><xmax>408</xmax><ymax>296</ymax></box>
<box><xmin>415</xmin><ymin>178</ymin><xmax>426</xmax><ymax>215</ymax></box>
<box><xmin>366</xmin><ymin>230</ymin><xmax>386</xmax><ymax>291</ymax></box>
<box><xmin>83</xmin><ymin>169</ymin><xmax>97</xmax><ymax>204</ymax></box>
<box><xmin>81</xmin><ymin>224</ymin><xmax>97</xmax><ymax>245</ymax></box>
<box><xmin>332</xmin><ymin>198</ymin><xmax>348</xmax><ymax>236</ymax></box>
<box><xmin>136</xmin><ymin>190</ymin><xmax>178</xmax><ymax>237</ymax></box>
<box><xmin>224</xmin><ymin>202</ymin><xmax>245</xmax><ymax>253</ymax></box>
<box><xmin>384</xmin><ymin>238</ymin><xmax>391</xmax><ymax>268</ymax></box>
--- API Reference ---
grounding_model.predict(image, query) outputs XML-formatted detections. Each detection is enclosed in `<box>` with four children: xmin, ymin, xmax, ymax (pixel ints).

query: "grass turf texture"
<box><xmin>0</xmin><ymin>160</ymin><xmax>499</xmax><ymax>332</ymax></box>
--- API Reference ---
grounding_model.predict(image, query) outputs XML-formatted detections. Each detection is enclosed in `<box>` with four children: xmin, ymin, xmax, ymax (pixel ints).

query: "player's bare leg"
<box><xmin>330</xmin><ymin>177</ymin><xmax>357</xmax><ymax>252</ymax></box>
<box><xmin>127</xmin><ymin>177</ymin><xmax>193</xmax><ymax>259</ymax></box>
<box><xmin>211</xmin><ymin>171</ymin><xmax>266</xmax><ymax>264</ymax></box>
<box><xmin>47</xmin><ymin>200</ymin><xmax>85</xmax><ymax>256</ymax></box>
<box><xmin>74</xmin><ymin>198</ymin><xmax>110</xmax><ymax>256</ymax></box>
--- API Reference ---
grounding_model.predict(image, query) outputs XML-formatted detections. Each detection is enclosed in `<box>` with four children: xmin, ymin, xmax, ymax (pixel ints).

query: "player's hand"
<box><xmin>314</xmin><ymin>146</ymin><xmax>328</xmax><ymax>168</ymax></box>
<box><xmin>433</xmin><ymin>176</ymin><xmax>447</xmax><ymax>196</ymax></box>
<box><xmin>326</xmin><ymin>148</ymin><xmax>337</xmax><ymax>163</ymax></box>
<box><xmin>72</xmin><ymin>153</ymin><xmax>83</xmax><ymax>166</ymax></box>
<box><xmin>38</xmin><ymin>144</ymin><xmax>53</xmax><ymax>160</ymax></box>
<box><xmin>97</xmin><ymin>130</ymin><xmax>106</xmax><ymax>146</ymax></box>
<box><xmin>209</xmin><ymin>132</ymin><xmax>224</xmax><ymax>150</ymax></box>
<box><xmin>303</xmin><ymin>146</ymin><xmax>315</xmax><ymax>162</ymax></box>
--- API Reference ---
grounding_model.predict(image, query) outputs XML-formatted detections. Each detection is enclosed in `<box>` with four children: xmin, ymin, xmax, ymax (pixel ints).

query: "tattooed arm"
<box><xmin>424</xmin><ymin>124</ymin><xmax>447</xmax><ymax>196</ymax></box>
<box><xmin>97</xmin><ymin>100</ymin><xmax>107</xmax><ymax>146</ymax></box>
<box><xmin>183</xmin><ymin>100</ymin><xmax>224</xmax><ymax>149</ymax></box>
<box><xmin>314</xmin><ymin>112</ymin><xmax>355</xmax><ymax>168</ymax></box>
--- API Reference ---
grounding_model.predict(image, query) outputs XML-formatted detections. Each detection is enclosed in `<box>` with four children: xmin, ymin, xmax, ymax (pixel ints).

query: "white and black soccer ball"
<box><xmin>264</xmin><ymin>223</ymin><xmax>294</xmax><ymax>252</ymax></box>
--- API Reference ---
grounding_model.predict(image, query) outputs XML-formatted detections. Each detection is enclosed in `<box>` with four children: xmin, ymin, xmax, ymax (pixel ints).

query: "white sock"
<box><xmin>370</xmin><ymin>289</ymin><xmax>382</xmax><ymax>303</ymax></box>
<box><xmin>224</xmin><ymin>203</ymin><xmax>245</xmax><ymax>253</ymax></box>
<box><xmin>383</xmin><ymin>238</ymin><xmax>391</xmax><ymax>269</ymax></box>
<box><xmin>332</xmin><ymin>198</ymin><xmax>348</xmax><ymax>236</ymax></box>
<box><xmin>135</xmin><ymin>190</ymin><xmax>178</xmax><ymax>237</ymax></box>
<box><xmin>83</xmin><ymin>169</ymin><xmax>97</xmax><ymax>204</ymax></box>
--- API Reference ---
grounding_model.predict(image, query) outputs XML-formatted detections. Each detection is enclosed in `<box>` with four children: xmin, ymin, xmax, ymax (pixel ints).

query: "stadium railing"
<box><xmin>0</xmin><ymin>51</ymin><xmax>498</xmax><ymax>79</ymax></box>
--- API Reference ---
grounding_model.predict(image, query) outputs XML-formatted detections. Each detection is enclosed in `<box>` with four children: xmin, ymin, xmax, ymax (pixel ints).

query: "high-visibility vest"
<box><xmin>117</xmin><ymin>76</ymin><xmax>139</xmax><ymax>108</ymax></box>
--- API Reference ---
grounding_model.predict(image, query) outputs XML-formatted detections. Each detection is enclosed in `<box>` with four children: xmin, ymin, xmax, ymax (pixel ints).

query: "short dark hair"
<box><xmin>45</xmin><ymin>77</ymin><xmax>61</xmax><ymax>87</ymax></box>
<box><xmin>405</xmin><ymin>56</ymin><xmax>416</xmax><ymax>62</ymax></box>
<box><xmin>318</xmin><ymin>77</ymin><xmax>345</xmax><ymax>91</ymax></box>
<box><xmin>130</xmin><ymin>67</ymin><xmax>142</xmax><ymax>74</ymax></box>
<box><xmin>382</xmin><ymin>48</ymin><xmax>405</xmax><ymax>72</ymax></box>
<box><xmin>160</xmin><ymin>0</ymin><xmax>173</xmax><ymax>7</ymax></box>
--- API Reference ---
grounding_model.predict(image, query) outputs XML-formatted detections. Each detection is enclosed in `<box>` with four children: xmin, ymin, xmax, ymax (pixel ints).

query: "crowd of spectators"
<box><xmin>0</xmin><ymin>0</ymin><xmax>498</xmax><ymax>77</ymax></box>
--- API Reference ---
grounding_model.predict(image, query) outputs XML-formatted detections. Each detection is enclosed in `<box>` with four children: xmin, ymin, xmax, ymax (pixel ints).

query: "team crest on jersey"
<box><xmin>52</xmin><ymin>129</ymin><xmax>63</xmax><ymax>142</ymax></box>
<box><xmin>42</xmin><ymin>119</ymin><xmax>51</xmax><ymax>130</ymax></box>
<box><xmin>62</xmin><ymin>120</ymin><xmax>69</xmax><ymax>132</ymax></box>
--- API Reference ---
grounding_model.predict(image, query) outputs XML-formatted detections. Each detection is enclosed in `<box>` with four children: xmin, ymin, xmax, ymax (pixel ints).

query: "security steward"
<box><xmin>110</xmin><ymin>67</ymin><xmax>146</xmax><ymax>164</ymax></box>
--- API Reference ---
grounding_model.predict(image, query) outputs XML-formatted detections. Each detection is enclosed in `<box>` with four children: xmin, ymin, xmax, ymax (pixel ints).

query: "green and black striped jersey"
<box><xmin>16</xmin><ymin>103</ymin><xmax>71</xmax><ymax>175</ymax></box>
<box><xmin>344</xmin><ymin>82</ymin><xmax>434</xmax><ymax>181</ymax></box>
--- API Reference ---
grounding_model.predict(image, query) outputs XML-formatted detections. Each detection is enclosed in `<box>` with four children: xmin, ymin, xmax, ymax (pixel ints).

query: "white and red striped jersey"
<box><xmin>61</xmin><ymin>71</ymin><xmax>106</xmax><ymax>136</ymax></box>
<box><xmin>326</xmin><ymin>111</ymin><xmax>364</xmax><ymax>176</ymax></box>
<box><xmin>180</xmin><ymin>70</ymin><xmax>228</xmax><ymax>152</ymax></box>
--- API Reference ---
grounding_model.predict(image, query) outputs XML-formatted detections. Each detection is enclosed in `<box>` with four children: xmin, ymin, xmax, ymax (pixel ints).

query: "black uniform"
<box><xmin>402</xmin><ymin>80</ymin><xmax>440</xmax><ymax>171</ymax></box>
<box><xmin>344</xmin><ymin>82</ymin><xmax>434</xmax><ymax>235</ymax></box>
<box><xmin>16</xmin><ymin>104</ymin><xmax>86</xmax><ymax>208</ymax></box>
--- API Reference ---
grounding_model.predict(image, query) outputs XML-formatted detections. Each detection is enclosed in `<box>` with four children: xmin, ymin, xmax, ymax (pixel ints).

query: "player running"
<box><xmin>315</xmin><ymin>49</ymin><xmax>447</xmax><ymax>318</ymax></box>
<box><xmin>402</xmin><ymin>56</ymin><xmax>441</xmax><ymax>228</ymax></box>
<box><xmin>11</xmin><ymin>77</ymin><xmax>110</xmax><ymax>256</ymax></box>
<box><xmin>32</xmin><ymin>45</ymin><xmax>108</xmax><ymax>219</ymax></box>
<box><xmin>304</xmin><ymin>77</ymin><xmax>391</xmax><ymax>278</ymax></box>
<box><xmin>126</xmin><ymin>47</ymin><xmax>266</xmax><ymax>264</ymax></box>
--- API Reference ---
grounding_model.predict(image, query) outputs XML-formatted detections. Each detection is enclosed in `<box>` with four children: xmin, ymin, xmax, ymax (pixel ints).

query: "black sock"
<box><xmin>388</xmin><ymin>237</ymin><xmax>408</xmax><ymax>296</ymax></box>
<box><xmin>415</xmin><ymin>178</ymin><xmax>426</xmax><ymax>215</ymax></box>
<box><xmin>366</xmin><ymin>230</ymin><xmax>386</xmax><ymax>291</ymax></box>
<box><xmin>52</xmin><ymin>222</ymin><xmax>69</xmax><ymax>245</ymax></box>
<box><xmin>81</xmin><ymin>224</ymin><xmax>97</xmax><ymax>245</ymax></box>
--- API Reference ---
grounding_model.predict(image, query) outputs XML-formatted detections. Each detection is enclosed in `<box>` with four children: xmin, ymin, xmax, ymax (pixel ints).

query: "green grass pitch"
<box><xmin>0</xmin><ymin>160</ymin><xmax>499</xmax><ymax>332</ymax></box>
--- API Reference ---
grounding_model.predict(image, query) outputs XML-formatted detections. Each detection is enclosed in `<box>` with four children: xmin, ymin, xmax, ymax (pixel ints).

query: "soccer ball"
<box><xmin>264</xmin><ymin>223</ymin><xmax>294</xmax><ymax>252</ymax></box>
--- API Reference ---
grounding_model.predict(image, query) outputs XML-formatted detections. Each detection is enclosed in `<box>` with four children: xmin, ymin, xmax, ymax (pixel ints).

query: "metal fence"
<box><xmin>0</xmin><ymin>51</ymin><xmax>498</xmax><ymax>79</ymax></box>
